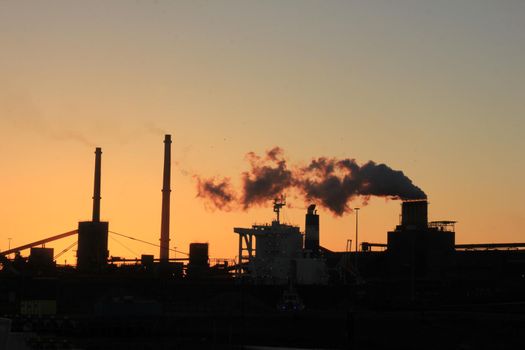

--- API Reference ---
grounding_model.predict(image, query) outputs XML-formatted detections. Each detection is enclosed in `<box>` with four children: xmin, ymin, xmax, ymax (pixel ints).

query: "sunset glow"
<box><xmin>1</xmin><ymin>1</ymin><xmax>524</xmax><ymax>265</ymax></box>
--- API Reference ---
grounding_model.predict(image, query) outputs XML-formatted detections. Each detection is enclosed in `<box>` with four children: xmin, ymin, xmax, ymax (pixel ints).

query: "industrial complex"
<box><xmin>1</xmin><ymin>135</ymin><xmax>524</xmax><ymax>349</ymax></box>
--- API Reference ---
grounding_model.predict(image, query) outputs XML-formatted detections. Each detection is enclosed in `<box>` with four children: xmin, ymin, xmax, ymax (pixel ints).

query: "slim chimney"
<box><xmin>92</xmin><ymin>147</ymin><xmax>102</xmax><ymax>222</ymax></box>
<box><xmin>160</xmin><ymin>135</ymin><xmax>172</xmax><ymax>262</ymax></box>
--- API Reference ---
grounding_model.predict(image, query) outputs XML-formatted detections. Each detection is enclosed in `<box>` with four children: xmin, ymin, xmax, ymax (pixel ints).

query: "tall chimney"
<box><xmin>78</xmin><ymin>147</ymin><xmax>108</xmax><ymax>272</ymax></box>
<box><xmin>160</xmin><ymin>135</ymin><xmax>172</xmax><ymax>262</ymax></box>
<box><xmin>92</xmin><ymin>147</ymin><xmax>102</xmax><ymax>222</ymax></box>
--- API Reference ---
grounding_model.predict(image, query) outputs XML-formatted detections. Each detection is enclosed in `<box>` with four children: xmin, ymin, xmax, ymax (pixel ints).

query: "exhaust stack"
<box><xmin>305</xmin><ymin>204</ymin><xmax>320</xmax><ymax>254</ymax></box>
<box><xmin>401</xmin><ymin>199</ymin><xmax>428</xmax><ymax>229</ymax></box>
<box><xmin>77</xmin><ymin>147</ymin><xmax>109</xmax><ymax>272</ymax></box>
<box><xmin>160</xmin><ymin>135</ymin><xmax>172</xmax><ymax>262</ymax></box>
<box><xmin>92</xmin><ymin>147</ymin><xmax>102</xmax><ymax>222</ymax></box>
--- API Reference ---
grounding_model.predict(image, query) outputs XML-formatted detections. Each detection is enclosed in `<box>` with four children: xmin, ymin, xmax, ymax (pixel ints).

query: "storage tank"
<box><xmin>187</xmin><ymin>243</ymin><xmax>209</xmax><ymax>278</ymax></box>
<box><xmin>77</xmin><ymin>221</ymin><xmax>109</xmax><ymax>272</ymax></box>
<box><xmin>189</xmin><ymin>243</ymin><xmax>209</xmax><ymax>266</ymax></box>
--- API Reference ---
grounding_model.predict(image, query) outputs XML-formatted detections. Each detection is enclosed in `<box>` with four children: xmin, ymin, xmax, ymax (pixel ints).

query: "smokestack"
<box><xmin>305</xmin><ymin>204</ymin><xmax>320</xmax><ymax>254</ymax></box>
<box><xmin>92</xmin><ymin>147</ymin><xmax>102</xmax><ymax>222</ymax></box>
<box><xmin>160</xmin><ymin>135</ymin><xmax>172</xmax><ymax>262</ymax></box>
<box><xmin>401</xmin><ymin>199</ymin><xmax>428</xmax><ymax>229</ymax></box>
<box><xmin>77</xmin><ymin>147</ymin><xmax>108</xmax><ymax>272</ymax></box>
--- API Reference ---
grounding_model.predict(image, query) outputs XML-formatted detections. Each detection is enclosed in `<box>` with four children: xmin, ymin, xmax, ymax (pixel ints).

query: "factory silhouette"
<box><xmin>1</xmin><ymin>135</ymin><xmax>524</xmax><ymax>349</ymax></box>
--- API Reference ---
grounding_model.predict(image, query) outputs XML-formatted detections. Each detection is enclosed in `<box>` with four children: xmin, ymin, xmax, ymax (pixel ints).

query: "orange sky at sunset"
<box><xmin>1</xmin><ymin>1</ymin><xmax>524</xmax><ymax>264</ymax></box>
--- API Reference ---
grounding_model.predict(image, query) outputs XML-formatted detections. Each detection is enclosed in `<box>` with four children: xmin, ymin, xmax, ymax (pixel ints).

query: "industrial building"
<box><xmin>235</xmin><ymin>200</ymin><xmax>328</xmax><ymax>285</ymax></box>
<box><xmin>0</xmin><ymin>136</ymin><xmax>524</xmax><ymax>349</ymax></box>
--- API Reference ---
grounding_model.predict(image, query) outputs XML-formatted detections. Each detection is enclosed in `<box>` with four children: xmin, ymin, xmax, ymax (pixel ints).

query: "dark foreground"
<box><xmin>5</xmin><ymin>303</ymin><xmax>525</xmax><ymax>350</ymax></box>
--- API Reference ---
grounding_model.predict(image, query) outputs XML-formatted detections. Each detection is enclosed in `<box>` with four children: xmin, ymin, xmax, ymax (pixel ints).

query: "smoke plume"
<box><xmin>195</xmin><ymin>176</ymin><xmax>237</xmax><ymax>211</ymax></box>
<box><xmin>52</xmin><ymin>129</ymin><xmax>96</xmax><ymax>147</ymax></box>
<box><xmin>297</xmin><ymin>157</ymin><xmax>426</xmax><ymax>215</ymax></box>
<box><xmin>195</xmin><ymin>147</ymin><xmax>426</xmax><ymax>215</ymax></box>
<box><xmin>241</xmin><ymin>147</ymin><xmax>294</xmax><ymax>208</ymax></box>
<box><xmin>1</xmin><ymin>91</ymin><xmax>97</xmax><ymax>147</ymax></box>
<box><xmin>144</xmin><ymin>121</ymin><xmax>168</xmax><ymax>136</ymax></box>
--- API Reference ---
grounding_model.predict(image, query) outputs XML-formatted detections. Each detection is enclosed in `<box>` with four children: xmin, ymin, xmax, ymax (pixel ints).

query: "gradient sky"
<box><xmin>1</xmin><ymin>1</ymin><xmax>524</xmax><ymax>264</ymax></box>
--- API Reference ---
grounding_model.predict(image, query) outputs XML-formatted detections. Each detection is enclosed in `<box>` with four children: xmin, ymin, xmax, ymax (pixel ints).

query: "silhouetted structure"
<box><xmin>1</xmin><ymin>137</ymin><xmax>524</xmax><ymax>349</ymax></box>
<box><xmin>159</xmin><ymin>134</ymin><xmax>171</xmax><ymax>263</ymax></box>
<box><xmin>77</xmin><ymin>147</ymin><xmax>109</xmax><ymax>272</ymax></box>
<box><xmin>305</xmin><ymin>204</ymin><xmax>320</xmax><ymax>254</ymax></box>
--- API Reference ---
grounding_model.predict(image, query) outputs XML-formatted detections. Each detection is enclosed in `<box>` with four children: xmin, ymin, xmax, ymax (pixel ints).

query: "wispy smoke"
<box><xmin>195</xmin><ymin>147</ymin><xmax>426</xmax><ymax>216</ymax></box>
<box><xmin>0</xmin><ymin>91</ymin><xmax>97</xmax><ymax>147</ymax></box>
<box><xmin>241</xmin><ymin>147</ymin><xmax>294</xmax><ymax>208</ymax></box>
<box><xmin>144</xmin><ymin>121</ymin><xmax>168</xmax><ymax>136</ymax></box>
<box><xmin>51</xmin><ymin>129</ymin><xmax>96</xmax><ymax>147</ymax></box>
<box><xmin>195</xmin><ymin>176</ymin><xmax>237</xmax><ymax>211</ymax></box>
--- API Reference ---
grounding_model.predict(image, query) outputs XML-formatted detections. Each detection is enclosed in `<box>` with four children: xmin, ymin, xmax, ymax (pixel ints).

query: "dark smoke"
<box><xmin>195</xmin><ymin>148</ymin><xmax>426</xmax><ymax>215</ymax></box>
<box><xmin>298</xmin><ymin>157</ymin><xmax>426</xmax><ymax>215</ymax></box>
<box><xmin>195</xmin><ymin>176</ymin><xmax>237</xmax><ymax>211</ymax></box>
<box><xmin>357</xmin><ymin>161</ymin><xmax>426</xmax><ymax>199</ymax></box>
<box><xmin>241</xmin><ymin>147</ymin><xmax>294</xmax><ymax>208</ymax></box>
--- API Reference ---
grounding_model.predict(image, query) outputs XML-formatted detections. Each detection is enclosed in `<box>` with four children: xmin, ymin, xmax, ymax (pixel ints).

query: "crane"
<box><xmin>0</xmin><ymin>229</ymin><xmax>78</xmax><ymax>256</ymax></box>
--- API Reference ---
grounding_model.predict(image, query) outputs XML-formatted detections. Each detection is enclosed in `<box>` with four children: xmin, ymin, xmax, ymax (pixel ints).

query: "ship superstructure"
<box><xmin>234</xmin><ymin>198</ymin><xmax>328</xmax><ymax>285</ymax></box>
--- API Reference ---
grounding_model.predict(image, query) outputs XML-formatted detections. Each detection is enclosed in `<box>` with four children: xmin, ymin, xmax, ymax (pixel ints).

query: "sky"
<box><xmin>1</xmin><ymin>1</ymin><xmax>524</xmax><ymax>264</ymax></box>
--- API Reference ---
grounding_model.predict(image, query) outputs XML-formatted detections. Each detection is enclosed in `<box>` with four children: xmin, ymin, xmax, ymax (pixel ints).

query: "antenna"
<box><xmin>273</xmin><ymin>195</ymin><xmax>286</xmax><ymax>223</ymax></box>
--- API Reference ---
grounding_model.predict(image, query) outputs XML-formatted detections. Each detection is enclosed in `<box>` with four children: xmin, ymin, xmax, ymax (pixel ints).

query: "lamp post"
<box><xmin>7</xmin><ymin>238</ymin><xmax>12</xmax><ymax>259</ymax></box>
<box><xmin>354</xmin><ymin>208</ymin><xmax>360</xmax><ymax>270</ymax></box>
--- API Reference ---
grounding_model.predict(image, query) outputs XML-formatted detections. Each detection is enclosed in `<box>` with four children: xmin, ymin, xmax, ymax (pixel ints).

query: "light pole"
<box><xmin>7</xmin><ymin>238</ymin><xmax>12</xmax><ymax>259</ymax></box>
<box><xmin>354</xmin><ymin>208</ymin><xmax>360</xmax><ymax>270</ymax></box>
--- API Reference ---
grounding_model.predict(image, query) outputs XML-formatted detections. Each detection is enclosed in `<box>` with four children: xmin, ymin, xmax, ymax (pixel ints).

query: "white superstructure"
<box><xmin>234</xmin><ymin>198</ymin><xmax>328</xmax><ymax>285</ymax></box>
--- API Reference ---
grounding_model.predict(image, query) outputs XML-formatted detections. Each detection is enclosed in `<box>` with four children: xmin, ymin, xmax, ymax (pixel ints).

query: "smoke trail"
<box><xmin>1</xmin><ymin>90</ymin><xmax>98</xmax><ymax>147</ymax></box>
<box><xmin>356</xmin><ymin>161</ymin><xmax>426</xmax><ymax>199</ymax></box>
<box><xmin>297</xmin><ymin>158</ymin><xmax>356</xmax><ymax>215</ymax></box>
<box><xmin>195</xmin><ymin>176</ymin><xmax>237</xmax><ymax>211</ymax></box>
<box><xmin>144</xmin><ymin>121</ymin><xmax>168</xmax><ymax>136</ymax></box>
<box><xmin>297</xmin><ymin>157</ymin><xmax>426</xmax><ymax>215</ymax></box>
<box><xmin>195</xmin><ymin>148</ymin><xmax>426</xmax><ymax>215</ymax></box>
<box><xmin>51</xmin><ymin>129</ymin><xmax>96</xmax><ymax>147</ymax></box>
<box><xmin>241</xmin><ymin>147</ymin><xmax>294</xmax><ymax>208</ymax></box>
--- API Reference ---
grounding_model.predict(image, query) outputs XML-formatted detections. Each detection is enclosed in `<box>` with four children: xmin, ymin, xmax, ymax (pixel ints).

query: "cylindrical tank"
<box><xmin>305</xmin><ymin>204</ymin><xmax>320</xmax><ymax>253</ymax></box>
<box><xmin>187</xmin><ymin>243</ymin><xmax>209</xmax><ymax>278</ymax></box>
<box><xmin>77</xmin><ymin>221</ymin><xmax>109</xmax><ymax>272</ymax></box>
<box><xmin>189</xmin><ymin>243</ymin><xmax>209</xmax><ymax>266</ymax></box>
<box><xmin>401</xmin><ymin>200</ymin><xmax>428</xmax><ymax>229</ymax></box>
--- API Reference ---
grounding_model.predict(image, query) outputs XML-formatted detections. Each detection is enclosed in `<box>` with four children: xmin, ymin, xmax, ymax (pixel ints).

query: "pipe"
<box><xmin>0</xmin><ymin>230</ymin><xmax>78</xmax><ymax>256</ymax></box>
<box><xmin>160</xmin><ymin>135</ymin><xmax>172</xmax><ymax>262</ymax></box>
<box><xmin>92</xmin><ymin>147</ymin><xmax>102</xmax><ymax>222</ymax></box>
